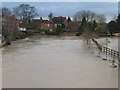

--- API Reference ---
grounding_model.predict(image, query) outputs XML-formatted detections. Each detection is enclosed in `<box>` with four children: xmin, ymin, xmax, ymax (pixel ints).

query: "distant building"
<box><xmin>19</xmin><ymin>15</ymin><xmax>69</xmax><ymax>31</ymax></box>
<box><xmin>40</xmin><ymin>17</ymin><xmax>54</xmax><ymax>30</ymax></box>
<box><xmin>52</xmin><ymin>16</ymin><xmax>68</xmax><ymax>28</ymax></box>
<box><xmin>19</xmin><ymin>28</ymin><xmax>26</xmax><ymax>31</ymax></box>
<box><xmin>40</xmin><ymin>16</ymin><xmax>68</xmax><ymax>31</ymax></box>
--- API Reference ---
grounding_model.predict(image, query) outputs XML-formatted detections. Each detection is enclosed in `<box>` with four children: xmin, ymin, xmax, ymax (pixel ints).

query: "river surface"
<box><xmin>2</xmin><ymin>36</ymin><xmax>118</xmax><ymax>88</ymax></box>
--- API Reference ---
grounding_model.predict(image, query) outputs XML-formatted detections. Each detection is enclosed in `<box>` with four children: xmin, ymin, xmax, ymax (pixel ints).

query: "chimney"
<box><xmin>13</xmin><ymin>15</ymin><xmax>16</xmax><ymax>19</ymax></box>
<box><xmin>49</xmin><ymin>12</ymin><xmax>53</xmax><ymax>22</ymax></box>
<box><xmin>49</xmin><ymin>16</ymin><xmax>52</xmax><ymax>22</ymax></box>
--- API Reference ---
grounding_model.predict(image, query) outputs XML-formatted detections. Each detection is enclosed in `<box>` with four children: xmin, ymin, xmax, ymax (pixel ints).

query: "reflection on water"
<box><xmin>2</xmin><ymin>36</ymin><xmax>118</xmax><ymax>88</ymax></box>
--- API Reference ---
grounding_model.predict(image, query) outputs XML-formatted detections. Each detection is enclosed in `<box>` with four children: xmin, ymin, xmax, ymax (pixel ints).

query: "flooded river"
<box><xmin>2</xmin><ymin>36</ymin><xmax>118</xmax><ymax>88</ymax></box>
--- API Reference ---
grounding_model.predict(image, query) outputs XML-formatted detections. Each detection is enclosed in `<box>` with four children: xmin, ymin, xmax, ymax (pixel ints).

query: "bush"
<box><xmin>15</xmin><ymin>31</ymin><xmax>28</xmax><ymax>39</ymax></box>
<box><xmin>46</xmin><ymin>31</ymin><xmax>59</xmax><ymax>35</ymax></box>
<box><xmin>5</xmin><ymin>40</ymin><xmax>11</xmax><ymax>45</ymax></box>
<box><xmin>38</xmin><ymin>29</ymin><xmax>60</xmax><ymax>35</ymax></box>
<box><xmin>54</xmin><ymin>25</ymin><xmax>62</xmax><ymax>34</ymax></box>
<box><xmin>2</xmin><ymin>39</ymin><xmax>11</xmax><ymax>47</ymax></box>
<box><xmin>97</xmin><ymin>32</ymin><xmax>107</xmax><ymax>37</ymax></box>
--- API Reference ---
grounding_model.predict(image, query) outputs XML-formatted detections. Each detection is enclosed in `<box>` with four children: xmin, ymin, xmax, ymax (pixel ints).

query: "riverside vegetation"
<box><xmin>1</xmin><ymin>4</ymin><xmax>120</xmax><ymax>47</ymax></box>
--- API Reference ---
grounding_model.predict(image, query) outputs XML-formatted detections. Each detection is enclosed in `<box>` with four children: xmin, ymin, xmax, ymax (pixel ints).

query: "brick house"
<box><xmin>40</xmin><ymin>16</ymin><xmax>68</xmax><ymax>31</ymax></box>
<box><xmin>40</xmin><ymin>17</ymin><xmax>54</xmax><ymax>30</ymax></box>
<box><xmin>52</xmin><ymin>16</ymin><xmax>68</xmax><ymax>27</ymax></box>
<box><xmin>19</xmin><ymin>15</ymin><xmax>68</xmax><ymax>31</ymax></box>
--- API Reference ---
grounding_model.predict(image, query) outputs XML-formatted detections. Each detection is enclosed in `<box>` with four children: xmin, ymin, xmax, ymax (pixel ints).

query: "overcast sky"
<box><xmin>2</xmin><ymin>2</ymin><xmax>119</xmax><ymax>22</ymax></box>
<box><xmin>1</xmin><ymin>0</ymin><xmax>120</xmax><ymax>2</ymax></box>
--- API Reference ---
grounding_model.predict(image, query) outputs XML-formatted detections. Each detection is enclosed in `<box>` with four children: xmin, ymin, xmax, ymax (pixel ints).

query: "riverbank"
<box><xmin>1</xmin><ymin>33</ymin><xmax>120</xmax><ymax>48</ymax></box>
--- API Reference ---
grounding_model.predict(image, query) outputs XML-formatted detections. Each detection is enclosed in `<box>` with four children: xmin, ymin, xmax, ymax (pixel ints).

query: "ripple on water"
<box><xmin>2</xmin><ymin>36</ymin><xmax>118</xmax><ymax>88</ymax></box>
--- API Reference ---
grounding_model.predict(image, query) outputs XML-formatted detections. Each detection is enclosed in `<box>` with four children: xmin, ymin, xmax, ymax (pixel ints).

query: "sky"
<box><xmin>1</xmin><ymin>0</ymin><xmax>120</xmax><ymax>2</ymax></box>
<box><xmin>2</xmin><ymin>2</ymin><xmax>119</xmax><ymax>22</ymax></box>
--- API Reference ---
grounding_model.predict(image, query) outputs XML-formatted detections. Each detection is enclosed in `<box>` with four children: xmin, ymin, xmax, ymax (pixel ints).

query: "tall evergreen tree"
<box><xmin>80</xmin><ymin>17</ymin><xmax>87</xmax><ymax>33</ymax></box>
<box><xmin>68</xmin><ymin>16</ymin><xmax>71</xmax><ymax>22</ymax></box>
<box><xmin>116</xmin><ymin>14</ymin><xmax>120</xmax><ymax>32</ymax></box>
<box><xmin>108</xmin><ymin>20</ymin><xmax>117</xmax><ymax>35</ymax></box>
<box><xmin>92</xmin><ymin>20</ymin><xmax>97</xmax><ymax>32</ymax></box>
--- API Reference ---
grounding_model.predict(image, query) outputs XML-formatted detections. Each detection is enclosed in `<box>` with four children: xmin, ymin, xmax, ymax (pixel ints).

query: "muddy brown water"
<box><xmin>1</xmin><ymin>36</ymin><xmax>118</xmax><ymax>88</ymax></box>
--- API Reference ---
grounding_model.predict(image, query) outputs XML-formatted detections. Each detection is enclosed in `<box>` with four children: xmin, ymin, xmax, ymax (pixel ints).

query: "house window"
<box><xmin>50</xmin><ymin>29</ymin><xmax>53</xmax><ymax>32</ymax></box>
<box><xmin>55</xmin><ymin>24</ymin><xmax>57</xmax><ymax>27</ymax></box>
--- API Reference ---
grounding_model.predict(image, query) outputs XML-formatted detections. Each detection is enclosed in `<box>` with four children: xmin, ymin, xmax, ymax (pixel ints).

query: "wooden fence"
<box><xmin>92</xmin><ymin>38</ymin><xmax>120</xmax><ymax>60</ymax></box>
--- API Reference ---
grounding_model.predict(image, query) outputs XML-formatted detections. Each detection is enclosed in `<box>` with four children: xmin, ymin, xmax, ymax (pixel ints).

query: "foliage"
<box><xmin>48</xmin><ymin>12</ymin><xmax>53</xmax><ymax>18</ymax></box>
<box><xmin>108</xmin><ymin>20</ymin><xmax>117</xmax><ymax>35</ymax></box>
<box><xmin>91</xmin><ymin>20</ymin><xmax>97</xmax><ymax>32</ymax></box>
<box><xmin>54</xmin><ymin>25</ymin><xmax>62</xmax><ymax>34</ymax></box>
<box><xmin>73</xmin><ymin>10</ymin><xmax>106</xmax><ymax>35</ymax></box>
<box><xmin>96</xmin><ymin>24</ymin><xmax>108</xmax><ymax>36</ymax></box>
<box><xmin>40</xmin><ymin>29</ymin><xmax>49</xmax><ymax>33</ymax></box>
<box><xmin>18</xmin><ymin>31</ymin><xmax>27</xmax><ymax>39</ymax></box>
<box><xmin>67</xmin><ymin>21</ymin><xmax>79</xmax><ymax>33</ymax></box>
<box><xmin>2</xmin><ymin>7</ymin><xmax>30</xmax><ymax>42</ymax></box>
<box><xmin>116</xmin><ymin>14</ymin><xmax>120</xmax><ymax>32</ymax></box>
<box><xmin>80</xmin><ymin>17</ymin><xmax>87</xmax><ymax>33</ymax></box>
<box><xmin>68</xmin><ymin>16</ymin><xmax>71</xmax><ymax>22</ymax></box>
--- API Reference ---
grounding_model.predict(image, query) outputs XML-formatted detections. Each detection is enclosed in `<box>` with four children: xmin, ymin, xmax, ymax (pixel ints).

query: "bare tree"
<box><xmin>73</xmin><ymin>10</ymin><xmax>100</xmax><ymax>47</ymax></box>
<box><xmin>2</xmin><ymin>7</ymin><xmax>20</xmax><ymax>41</ymax></box>
<box><xmin>2</xmin><ymin>15</ymin><xmax>19</xmax><ymax>41</ymax></box>
<box><xmin>73</xmin><ymin>10</ymin><xmax>96</xmax><ymax>22</ymax></box>
<box><xmin>0</xmin><ymin>7</ymin><xmax>2</xmax><ymax>35</ymax></box>
<box><xmin>96</xmin><ymin>14</ymin><xmax>106</xmax><ymax>24</ymax></box>
<box><xmin>1</xmin><ymin>7</ymin><xmax>11</xmax><ymax>17</ymax></box>
<box><xmin>2</xmin><ymin>7</ymin><xmax>12</xmax><ymax>41</ymax></box>
<box><xmin>13</xmin><ymin>4</ymin><xmax>38</xmax><ymax>23</ymax></box>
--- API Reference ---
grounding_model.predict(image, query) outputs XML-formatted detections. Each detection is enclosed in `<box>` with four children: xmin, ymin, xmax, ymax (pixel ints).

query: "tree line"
<box><xmin>1</xmin><ymin>4</ymin><xmax>38</xmax><ymax>45</ymax></box>
<box><xmin>68</xmin><ymin>10</ymin><xmax>120</xmax><ymax>36</ymax></box>
<box><xmin>1</xmin><ymin>4</ymin><xmax>120</xmax><ymax>46</ymax></box>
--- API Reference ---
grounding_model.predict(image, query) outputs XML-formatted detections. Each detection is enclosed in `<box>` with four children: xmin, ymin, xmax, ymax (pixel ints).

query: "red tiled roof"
<box><xmin>54</xmin><ymin>16</ymin><xmax>66</xmax><ymax>19</ymax></box>
<box><xmin>52</xmin><ymin>16</ymin><xmax>67</xmax><ymax>24</ymax></box>
<box><xmin>33</xmin><ymin>19</ymin><xmax>40</xmax><ymax>21</ymax></box>
<box><xmin>41</xmin><ymin>20</ymin><xmax>49</xmax><ymax>24</ymax></box>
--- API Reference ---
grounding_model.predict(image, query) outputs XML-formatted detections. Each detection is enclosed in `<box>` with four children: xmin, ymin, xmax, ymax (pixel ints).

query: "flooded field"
<box><xmin>2</xmin><ymin>36</ymin><xmax>118</xmax><ymax>88</ymax></box>
<box><xmin>97</xmin><ymin>37</ymin><xmax>119</xmax><ymax>51</ymax></box>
